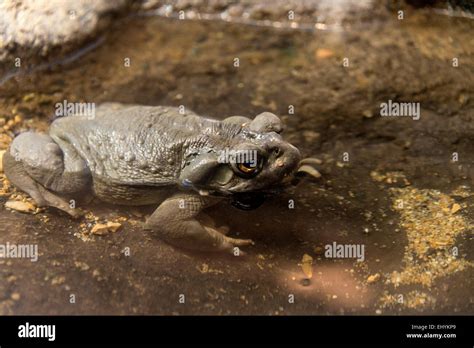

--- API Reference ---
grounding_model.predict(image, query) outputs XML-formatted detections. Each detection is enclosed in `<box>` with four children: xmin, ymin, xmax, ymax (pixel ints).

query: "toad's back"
<box><xmin>49</xmin><ymin>103</ymin><xmax>234</xmax><ymax>186</ymax></box>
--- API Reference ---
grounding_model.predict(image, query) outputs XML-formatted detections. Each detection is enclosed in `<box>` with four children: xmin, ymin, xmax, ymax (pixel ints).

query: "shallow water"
<box><xmin>0</xmin><ymin>6</ymin><xmax>473</xmax><ymax>314</ymax></box>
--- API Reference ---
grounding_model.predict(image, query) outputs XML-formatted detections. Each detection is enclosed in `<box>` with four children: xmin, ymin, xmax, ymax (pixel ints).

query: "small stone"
<box><xmin>198</xmin><ymin>263</ymin><xmax>209</xmax><ymax>274</ymax></box>
<box><xmin>313</xmin><ymin>246</ymin><xmax>324</xmax><ymax>255</ymax></box>
<box><xmin>227</xmin><ymin>4</ymin><xmax>244</xmax><ymax>17</ymax></box>
<box><xmin>367</xmin><ymin>273</ymin><xmax>380</xmax><ymax>284</ymax></box>
<box><xmin>363</xmin><ymin>109</ymin><xmax>373</xmax><ymax>118</ymax></box>
<box><xmin>106</xmin><ymin>221</ymin><xmax>122</xmax><ymax>233</ymax></box>
<box><xmin>91</xmin><ymin>221</ymin><xmax>122</xmax><ymax>235</ymax></box>
<box><xmin>74</xmin><ymin>261</ymin><xmax>90</xmax><ymax>271</ymax></box>
<box><xmin>451</xmin><ymin>203</ymin><xmax>461</xmax><ymax>214</ymax></box>
<box><xmin>51</xmin><ymin>275</ymin><xmax>65</xmax><ymax>285</ymax></box>
<box><xmin>5</xmin><ymin>200</ymin><xmax>36</xmax><ymax>213</ymax></box>
<box><xmin>0</xmin><ymin>150</ymin><xmax>5</xmax><ymax>172</ymax></box>
<box><xmin>91</xmin><ymin>223</ymin><xmax>109</xmax><ymax>235</ymax></box>
<box><xmin>22</xmin><ymin>93</ymin><xmax>35</xmax><ymax>102</ymax></box>
<box><xmin>315</xmin><ymin>48</ymin><xmax>334</xmax><ymax>59</ymax></box>
<box><xmin>300</xmin><ymin>254</ymin><xmax>313</xmax><ymax>279</ymax></box>
<box><xmin>11</xmin><ymin>292</ymin><xmax>21</xmax><ymax>301</ymax></box>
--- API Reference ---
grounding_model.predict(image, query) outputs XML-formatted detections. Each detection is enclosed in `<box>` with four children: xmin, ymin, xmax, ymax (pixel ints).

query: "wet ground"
<box><xmin>0</xmin><ymin>5</ymin><xmax>473</xmax><ymax>314</ymax></box>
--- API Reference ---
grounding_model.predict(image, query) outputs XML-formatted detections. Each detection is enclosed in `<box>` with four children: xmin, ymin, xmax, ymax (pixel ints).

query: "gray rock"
<box><xmin>0</xmin><ymin>0</ymin><xmax>131</xmax><ymax>71</ymax></box>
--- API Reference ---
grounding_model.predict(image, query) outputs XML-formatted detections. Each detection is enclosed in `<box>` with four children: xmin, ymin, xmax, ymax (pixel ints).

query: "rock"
<box><xmin>51</xmin><ymin>275</ymin><xmax>66</xmax><ymax>285</ymax></box>
<box><xmin>5</xmin><ymin>200</ymin><xmax>36</xmax><ymax>213</ymax></box>
<box><xmin>300</xmin><ymin>254</ymin><xmax>313</xmax><ymax>279</ymax></box>
<box><xmin>0</xmin><ymin>0</ymin><xmax>131</xmax><ymax>75</ymax></box>
<box><xmin>91</xmin><ymin>223</ymin><xmax>109</xmax><ymax>235</ymax></box>
<box><xmin>150</xmin><ymin>0</ymin><xmax>388</xmax><ymax>28</ymax></box>
<box><xmin>313</xmin><ymin>246</ymin><xmax>324</xmax><ymax>255</ymax></box>
<box><xmin>451</xmin><ymin>203</ymin><xmax>461</xmax><ymax>214</ymax></box>
<box><xmin>91</xmin><ymin>221</ymin><xmax>122</xmax><ymax>235</ymax></box>
<box><xmin>315</xmin><ymin>48</ymin><xmax>334</xmax><ymax>60</ymax></box>
<box><xmin>363</xmin><ymin>109</ymin><xmax>374</xmax><ymax>118</ymax></box>
<box><xmin>106</xmin><ymin>221</ymin><xmax>122</xmax><ymax>233</ymax></box>
<box><xmin>0</xmin><ymin>150</ymin><xmax>5</xmax><ymax>172</ymax></box>
<box><xmin>74</xmin><ymin>261</ymin><xmax>90</xmax><ymax>271</ymax></box>
<box><xmin>367</xmin><ymin>273</ymin><xmax>380</xmax><ymax>284</ymax></box>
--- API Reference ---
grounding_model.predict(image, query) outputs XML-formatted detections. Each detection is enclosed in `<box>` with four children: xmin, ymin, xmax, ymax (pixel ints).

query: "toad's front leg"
<box><xmin>144</xmin><ymin>193</ymin><xmax>254</xmax><ymax>253</ymax></box>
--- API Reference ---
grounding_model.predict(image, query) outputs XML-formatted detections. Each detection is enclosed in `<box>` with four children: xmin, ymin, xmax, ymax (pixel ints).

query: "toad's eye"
<box><xmin>237</xmin><ymin>162</ymin><xmax>257</xmax><ymax>174</ymax></box>
<box><xmin>230</xmin><ymin>150</ymin><xmax>264</xmax><ymax>178</ymax></box>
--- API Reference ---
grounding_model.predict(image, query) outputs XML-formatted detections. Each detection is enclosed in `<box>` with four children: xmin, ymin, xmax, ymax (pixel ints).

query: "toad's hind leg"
<box><xmin>3</xmin><ymin>132</ymin><xmax>91</xmax><ymax>217</ymax></box>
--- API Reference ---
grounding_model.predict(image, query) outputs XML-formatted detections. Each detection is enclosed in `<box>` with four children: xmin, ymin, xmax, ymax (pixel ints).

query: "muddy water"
<box><xmin>0</xmin><ymin>8</ymin><xmax>473</xmax><ymax>314</ymax></box>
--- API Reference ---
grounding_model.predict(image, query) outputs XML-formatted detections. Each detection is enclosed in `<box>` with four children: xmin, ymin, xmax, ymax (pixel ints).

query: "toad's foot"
<box><xmin>145</xmin><ymin>193</ymin><xmax>253</xmax><ymax>253</ymax></box>
<box><xmin>204</xmin><ymin>226</ymin><xmax>254</xmax><ymax>252</ymax></box>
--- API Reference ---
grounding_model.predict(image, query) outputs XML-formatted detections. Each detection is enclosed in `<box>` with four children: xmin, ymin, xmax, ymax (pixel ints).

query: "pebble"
<box><xmin>300</xmin><ymin>254</ymin><xmax>313</xmax><ymax>279</ymax></box>
<box><xmin>315</xmin><ymin>48</ymin><xmax>334</xmax><ymax>59</ymax></box>
<box><xmin>74</xmin><ymin>261</ymin><xmax>90</xmax><ymax>271</ymax></box>
<box><xmin>363</xmin><ymin>109</ymin><xmax>374</xmax><ymax>118</ymax></box>
<box><xmin>0</xmin><ymin>149</ymin><xmax>5</xmax><ymax>172</ymax></box>
<box><xmin>451</xmin><ymin>203</ymin><xmax>461</xmax><ymax>214</ymax></box>
<box><xmin>91</xmin><ymin>221</ymin><xmax>122</xmax><ymax>235</ymax></box>
<box><xmin>5</xmin><ymin>200</ymin><xmax>36</xmax><ymax>213</ymax></box>
<box><xmin>106</xmin><ymin>221</ymin><xmax>122</xmax><ymax>233</ymax></box>
<box><xmin>91</xmin><ymin>223</ymin><xmax>109</xmax><ymax>235</ymax></box>
<box><xmin>367</xmin><ymin>273</ymin><xmax>380</xmax><ymax>284</ymax></box>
